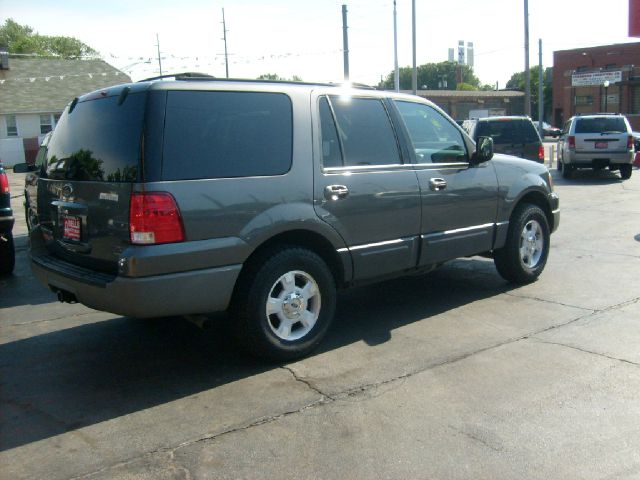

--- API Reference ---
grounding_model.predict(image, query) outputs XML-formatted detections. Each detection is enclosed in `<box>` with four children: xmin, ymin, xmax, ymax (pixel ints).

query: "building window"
<box><xmin>575</xmin><ymin>95</ymin><xmax>593</xmax><ymax>106</ymax></box>
<box><xmin>6</xmin><ymin>115</ymin><xmax>17</xmax><ymax>137</ymax></box>
<box><xmin>632</xmin><ymin>85</ymin><xmax>640</xmax><ymax>114</ymax></box>
<box><xmin>53</xmin><ymin>113</ymin><xmax>61</xmax><ymax>126</ymax></box>
<box><xmin>40</xmin><ymin>114</ymin><xmax>53</xmax><ymax>134</ymax></box>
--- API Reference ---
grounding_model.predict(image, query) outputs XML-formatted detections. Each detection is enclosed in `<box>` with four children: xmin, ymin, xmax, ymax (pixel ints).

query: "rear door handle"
<box><xmin>324</xmin><ymin>185</ymin><xmax>349</xmax><ymax>200</ymax></box>
<box><xmin>429</xmin><ymin>178</ymin><xmax>447</xmax><ymax>191</ymax></box>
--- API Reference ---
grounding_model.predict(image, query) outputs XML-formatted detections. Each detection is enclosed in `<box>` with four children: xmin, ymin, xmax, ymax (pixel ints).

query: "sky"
<box><xmin>0</xmin><ymin>0</ymin><xmax>637</xmax><ymax>88</ymax></box>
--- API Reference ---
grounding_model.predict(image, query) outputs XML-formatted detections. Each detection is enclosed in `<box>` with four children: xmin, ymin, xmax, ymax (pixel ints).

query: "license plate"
<box><xmin>595</xmin><ymin>141</ymin><xmax>608</xmax><ymax>149</ymax></box>
<box><xmin>63</xmin><ymin>216</ymin><xmax>81</xmax><ymax>241</ymax></box>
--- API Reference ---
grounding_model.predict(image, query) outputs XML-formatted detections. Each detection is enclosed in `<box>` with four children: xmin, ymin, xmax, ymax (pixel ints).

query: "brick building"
<box><xmin>402</xmin><ymin>89</ymin><xmax>525</xmax><ymax>122</ymax></box>
<box><xmin>552</xmin><ymin>42</ymin><xmax>640</xmax><ymax>130</ymax></box>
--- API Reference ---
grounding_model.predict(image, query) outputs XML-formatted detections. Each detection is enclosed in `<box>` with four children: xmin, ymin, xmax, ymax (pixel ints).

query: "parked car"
<box><xmin>14</xmin><ymin>132</ymin><xmax>51</xmax><ymax>232</ymax></box>
<box><xmin>542</xmin><ymin>122</ymin><xmax>561</xmax><ymax>138</ymax></box>
<box><xmin>0</xmin><ymin>161</ymin><xmax>15</xmax><ymax>275</ymax></box>
<box><xmin>27</xmin><ymin>78</ymin><xmax>560</xmax><ymax>360</ymax></box>
<box><xmin>558</xmin><ymin>114</ymin><xmax>634</xmax><ymax>179</ymax></box>
<box><xmin>463</xmin><ymin>116</ymin><xmax>544</xmax><ymax>163</ymax></box>
<box><xmin>632</xmin><ymin>132</ymin><xmax>640</xmax><ymax>168</ymax></box>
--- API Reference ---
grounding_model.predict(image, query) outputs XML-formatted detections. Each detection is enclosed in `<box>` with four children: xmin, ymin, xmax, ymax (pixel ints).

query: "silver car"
<box><xmin>558</xmin><ymin>114</ymin><xmax>634</xmax><ymax>179</ymax></box>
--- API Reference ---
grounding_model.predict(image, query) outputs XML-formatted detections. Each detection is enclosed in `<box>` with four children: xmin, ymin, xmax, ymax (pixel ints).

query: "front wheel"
<box><xmin>494</xmin><ymin>204</ymin><xmax>550</xmax><ymax>284</ymax></box>
<box><xmin>0</xmin><ymin>232</ymin><xmax>15</xmax><ymax>275</ymax></box>
<box><xmin>620</xmin><ymin>164</ymin><xmax>632</xmax><ymax>180</ymax></box>
<box><xmin>232</xmin><ymin>247</ymin><xmax>336</xmax><ymax>361</ymax></box>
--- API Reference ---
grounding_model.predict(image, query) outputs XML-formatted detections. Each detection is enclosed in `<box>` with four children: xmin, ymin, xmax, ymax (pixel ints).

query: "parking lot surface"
<box><xmin>1</xmin><ymin>165</ymin><xmax>640</xmax><ymax>480</ymax></box>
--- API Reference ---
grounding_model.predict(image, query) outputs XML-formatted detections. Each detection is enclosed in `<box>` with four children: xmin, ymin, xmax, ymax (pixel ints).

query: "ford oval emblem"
<box><xmin>61</xmin><ymin>183</ymin><xmax>73</xmax><ymax>198</ymax></box>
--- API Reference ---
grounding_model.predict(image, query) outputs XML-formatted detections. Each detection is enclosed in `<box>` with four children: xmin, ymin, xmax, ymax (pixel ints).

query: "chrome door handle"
<box><xmin>429</xmin><ymin>178</ymin><xmax>447</xmax><ymax>191</ymax></box>
<box><xmin>324</xmin><ymin>185</ymin><xmax>349</xmax><ymax>200</ymax></box>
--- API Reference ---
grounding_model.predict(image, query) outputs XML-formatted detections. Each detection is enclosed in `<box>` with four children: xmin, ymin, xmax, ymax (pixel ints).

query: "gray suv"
<box><xmin>558</xmin><ymin>114</ymin><xmax>634</xmax><ymax>179</ymax></box>
<box><xmin>26</xmin><ymin>78</ymin><xmax>560</xmax><ymax>360</ymax></box>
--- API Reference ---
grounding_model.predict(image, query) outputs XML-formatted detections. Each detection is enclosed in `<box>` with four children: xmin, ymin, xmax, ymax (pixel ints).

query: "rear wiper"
<box><xmin>600</xmin><ymin>131</ymin><xmax>623</xmax><ymax>135</ymax></box>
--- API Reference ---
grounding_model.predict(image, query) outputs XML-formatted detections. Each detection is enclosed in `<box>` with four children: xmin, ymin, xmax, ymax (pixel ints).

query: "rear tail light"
<box><xmin>628</xmin><ymin>135</ymin><xmax>634</xmax><ymax>150</ymax></box>
<box><xmin>0</xmin><ymin>172</ymin><xmax>9</xmax><ymax>194</ymax></box>
<box><xmin>129</xmin><ymin>192</ymin><xmax>185</xmax><ymax>245</ymax></box>
<box><xmin>538</xmin><ymin>144</ymin><xmax>545</xmax><ymax>161</ymax></box>
<box><xmin>568</xmin><ymin>136</ymin><xmax>576</xmax><ymax>150</ymax></box>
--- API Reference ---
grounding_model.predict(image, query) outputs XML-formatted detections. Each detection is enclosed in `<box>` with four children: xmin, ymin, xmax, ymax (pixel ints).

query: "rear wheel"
<box><xmin>557</xmin><ymin>158</ymin><xmax>563</xmax><ymax>171</ymax></box>
<box><xmin>0</xmin><ymin>232</ymin><xmax>15</xmax><ymax>275</ymax></box>
<box><xmin>561</xmin><ymin>162</ymin><xmax>573</xmax><ymax>179</ymax></box>
<box><xmin>494</xmin><ymin>204</ymin><xmax>550</xmax><ymax>284</ymax></box>
<box><xmin>232</xmin><ymin>247</ymin><xmax>336</xmax><ymax>361</ymax></box>
<box><xmin>620</xmin><ymin>164</ymin><xmax>632</xmax><ymax>180</ymax></box>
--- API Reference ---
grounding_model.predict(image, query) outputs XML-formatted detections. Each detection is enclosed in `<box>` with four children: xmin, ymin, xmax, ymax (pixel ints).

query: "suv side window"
<box><xmin>319</xmin><ymin>97</ymin><xmax>343</xmax><ymax>168</ymax></box>
<box><xmin>163</xmin><ymin>91</ymin><xmax>293</xmax><ymax>180</ymax></box>
<box><xmin>327</xmin><ymin>96</ymin><xmax>401</xmax><ymax>166</ymax></box>
<box><xmin>394</xmin><ymin>100</ymin><xmax>467</xmax><ymax>163</ymax></box>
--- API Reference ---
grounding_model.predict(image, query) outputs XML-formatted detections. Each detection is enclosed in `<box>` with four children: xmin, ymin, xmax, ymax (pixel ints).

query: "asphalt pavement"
<box><xmin>1</xmin><ymin>162</ymin><xmax>639</xmax><ymax>480</ymax></box>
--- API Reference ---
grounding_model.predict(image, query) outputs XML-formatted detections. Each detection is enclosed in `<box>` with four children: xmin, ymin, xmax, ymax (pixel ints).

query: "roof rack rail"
<box><xmin>136</xmin><ymin>73</ymin><xmax>375</xmax><ymax>89</ymax></box>
<box><xmin>138</xmin><ymin>72</ymin><xmax>216</xmax><ymax>82</ymax></box>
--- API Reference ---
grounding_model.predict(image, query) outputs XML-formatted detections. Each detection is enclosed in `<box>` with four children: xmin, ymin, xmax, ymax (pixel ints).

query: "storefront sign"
<box><xmin>572</xmin><ymin>71</ymin><xmax>622</xmax><ymax>87</ymax></box>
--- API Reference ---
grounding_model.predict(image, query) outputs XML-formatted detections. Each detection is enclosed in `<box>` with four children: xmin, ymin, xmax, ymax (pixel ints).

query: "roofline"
<box><xmin>554</xmin><ymin>41</ymin><xmax>640</xmax><ymax>54</ymax></box>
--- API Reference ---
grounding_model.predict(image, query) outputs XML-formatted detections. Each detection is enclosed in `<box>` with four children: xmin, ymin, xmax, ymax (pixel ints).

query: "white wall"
<box><xmin>0</xmin><ymin>137</ymin><xmax>26</xmax><ymax>166</ymax></box>
<box><xmin>0</xmin><ymin>113</ymin><xmax>44</xmax><ymax>139</ymax></box>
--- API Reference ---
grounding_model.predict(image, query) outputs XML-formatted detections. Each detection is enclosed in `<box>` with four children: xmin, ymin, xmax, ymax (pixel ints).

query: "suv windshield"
<box><xmin>575</xmin><ymin>117</ymin><xmax>627</xmax><ymax>134</ymax></box>
<box><xmin>475</xmin><ymin>119</ymin><xmax>540</xmax><ymax>145</ymax></box>
<box><xmin>45</xmin><ymin>92</ymin><xmax>146</xmax><ymax>182</ymax></box>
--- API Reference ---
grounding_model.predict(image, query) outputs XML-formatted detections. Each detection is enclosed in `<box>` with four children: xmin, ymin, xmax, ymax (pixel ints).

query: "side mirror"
<box><xmin>13</xmin><ymin>163</ymin><xmax>35</xmax><ymax>173</ymax></box>
<box><xmin>472</xmin><ymin>136</ymin><xmax>493</xmax><ymax>164</ymax></box>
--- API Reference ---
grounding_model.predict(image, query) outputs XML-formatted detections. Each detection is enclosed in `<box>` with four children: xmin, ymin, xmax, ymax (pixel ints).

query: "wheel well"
<box><xmin>515</xmin><ymin>191</ymin><xmax>553</xmax><ymax>230</ymax></box>
<box><xmin>238</xmin><ymin>230</ymin><xmax>346</xmax><ymax>288</ymax></box>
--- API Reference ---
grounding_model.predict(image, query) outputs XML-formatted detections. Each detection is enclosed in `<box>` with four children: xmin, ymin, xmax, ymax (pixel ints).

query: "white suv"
<box><xmin>558</xmin><ymin>114</ymin><xmax>634</xmax><ymax>180</ymax></box>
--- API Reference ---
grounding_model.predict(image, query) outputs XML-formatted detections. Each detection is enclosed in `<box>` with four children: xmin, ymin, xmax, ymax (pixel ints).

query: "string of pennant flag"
<box><xmin>0</xmin><ymin>71</ymin><xmax>123</xmax><ymax>84</ymax></box>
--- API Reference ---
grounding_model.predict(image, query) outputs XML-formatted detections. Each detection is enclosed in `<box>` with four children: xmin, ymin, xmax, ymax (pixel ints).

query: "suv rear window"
<box><xmin>162</xmin><ymin>91</ymin><xmax>292</xmax><ymax>180</ymax></box>
<box><xmin>575</xmin><ymin>117</ymin><xmax>627</xmax><ymax>134</ymax></box>
<box><xmin>45</xmin><ymin>93</ymin><xmax>145</xmax><ymax>182</ymax></box>
<box><xmin>475</xmin><ymin>119</ymin><xmax>539</xmax><ymax>145</ymax></box>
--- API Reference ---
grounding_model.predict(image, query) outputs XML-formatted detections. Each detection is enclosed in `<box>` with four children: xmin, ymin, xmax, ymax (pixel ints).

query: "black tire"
<box><xmin>494</xmin><ymin>204</ymin><xmax>550</xmax><ymax>285</ymax></box>
<box><xmin>620</xmin><ymin>164</ymin><xmax>632</xmax><ymax>180</ymax></box>
<box><xmin>0</xmin><ymin>232</ymin><xmax>16</xmax><ymax>275</ymax></box>
<box><xmin>557</xmin><ymin>158</ymin><xmax>563</xmax><ymax>172</ymax></box>
<box><xmin>561</xmin><ymin>162</ymin><xmax>573</xmax><ymax>179</ymax></box>
<box><xmin>232</xmin><ymin>247</ymin><xmax>336</xmax><ymax>361</ymax></box>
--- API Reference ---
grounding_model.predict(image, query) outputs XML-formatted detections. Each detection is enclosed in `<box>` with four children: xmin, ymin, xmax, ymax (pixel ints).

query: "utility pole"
<box><xmin>412</xmin><ymin>0</ymin><xmax>417</xmax><ymax>95</ymax></box>
<box><xmin>342</xmin><ymin>5</ymin><xmax>349</xmax><ymax>82</ymax></box>
<box><xmin>156</xmin><ymin>33</ymin><xmax>163</xmax><ymax>76</ymax></box>
<box><xmin>538</xmin><ymin>38</ymin><xmax>544</xmax><ymax>136</ymax></box>
<box><xmin>222</xmin><ymin>8</ymin><xmax>229</xmax><ymax>78</ymax></box>
<box><xmin>524</xmin><ymin>0</ymin><xmax>531</xmax><ymax>116</ymax></box>
<box><xmin>393</xmin><ymin>0</ymin><xmax>399</xmax><ymax>92</ymax></box>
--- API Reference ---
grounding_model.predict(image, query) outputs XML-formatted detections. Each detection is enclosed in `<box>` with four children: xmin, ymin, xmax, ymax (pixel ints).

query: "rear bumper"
<box><xmin>31</xmin><ymin>252</ymin><xmax>242</xmax><ymax>318</ymax></box>
<box><xmin>565</xmin><ymin>151</ymin><xmax>633</xmax><ymax>166</ymax></box>
<box><xmin>0</xmin><ymin>215</ymin><xmax>14</xmax><ymax>234</ymax></box>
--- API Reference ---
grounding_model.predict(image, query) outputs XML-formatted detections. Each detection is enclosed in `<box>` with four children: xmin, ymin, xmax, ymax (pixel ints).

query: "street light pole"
<box><xmin>412</xmin><ymin>0</ymin><xmax>417</xmax><ymax>95</ymax></box>
<box><xmin>603</xmin><ymin>80</ymin><xmax>610</xmax><ymax>112</ymax></box>
<box><xmin>524</xmin><ymin>0</ymin><xmax>531</xmax><ymax>116</ymax></box>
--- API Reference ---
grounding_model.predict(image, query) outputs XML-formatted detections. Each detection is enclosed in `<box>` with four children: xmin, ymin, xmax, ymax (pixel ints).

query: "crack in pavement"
<box><xmin>69</xmin><ymin>396</ymin><xmax>327</xmax><ymax>480</ymax></box>
<box><xmin>503</xmin><ymin>291</ymin><xmax>595</xmax><ymax>312</ymax></box>
<box><xmin>531</xmin><ymin>339</ymin><xmax>640</xmax><ymax>368</ymax></box>
<box><xmin>281</xmin><ymin>365</ymin><xmax>335</xmax><ymax>400</ymax></box>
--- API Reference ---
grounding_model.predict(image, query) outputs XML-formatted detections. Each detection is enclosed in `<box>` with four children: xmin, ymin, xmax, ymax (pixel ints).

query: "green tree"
<box><xmin>0</xmin><ymin>18</ymin><xmax>97</xmax><ymax>58</ymax></box>
<box><xmin>378</xmin><ymin>61</ymin><xmax>481</xmax><ymax>91</ymax></box>
<box><xmin>257</xmin><ymin>73</ymin><xmax>302</xmax><ymax>82</ymax></box>
<box><xmin>505</xmin><ymin>65</ymin><xmax>553</xmax><ymax>121</ymax></box>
